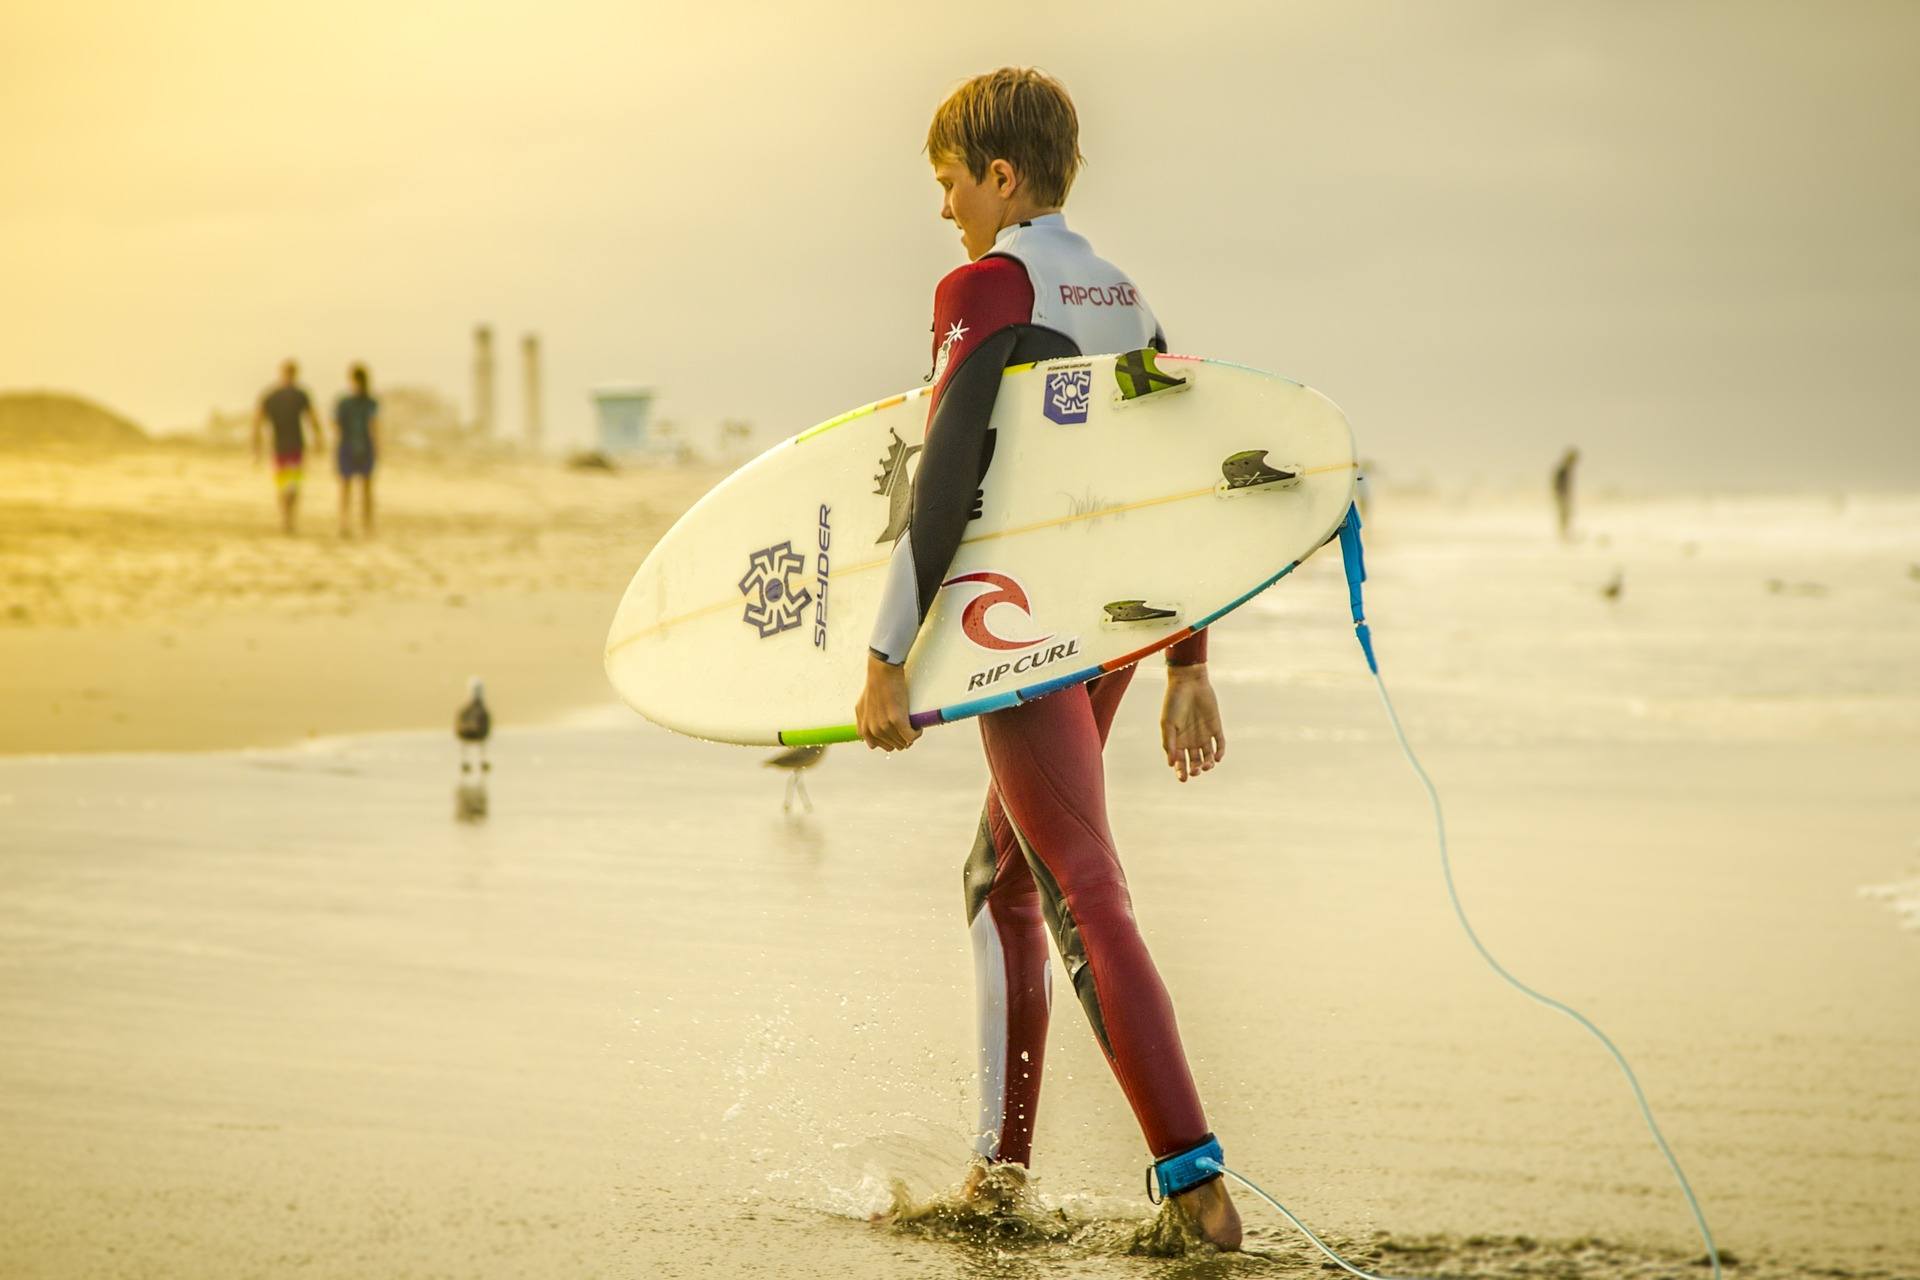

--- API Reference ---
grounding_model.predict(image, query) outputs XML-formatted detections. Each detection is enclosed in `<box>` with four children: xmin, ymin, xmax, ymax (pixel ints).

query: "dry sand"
<box><xmin>0</xmin><ymin>441</ymin><xmax>724</xmax><ymax>754</ymax></box>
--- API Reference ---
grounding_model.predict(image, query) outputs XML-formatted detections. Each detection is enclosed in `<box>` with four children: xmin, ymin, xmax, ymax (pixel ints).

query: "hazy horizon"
<box><xmin>4</xmin><ymin>0</ymin><xmax>1916</xmax><ymax>490</ymax></box>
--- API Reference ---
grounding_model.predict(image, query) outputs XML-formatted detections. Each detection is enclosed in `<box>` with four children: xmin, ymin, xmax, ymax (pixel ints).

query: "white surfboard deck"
<box><xmin>605</xmin><ymin>352</ymin><xmax>1356</xmax><ymax>745</ymax></box>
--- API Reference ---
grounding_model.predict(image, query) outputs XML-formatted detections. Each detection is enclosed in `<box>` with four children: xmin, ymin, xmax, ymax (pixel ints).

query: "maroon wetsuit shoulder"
<box><xmin>928</xmin><ymin>256</ymin><xmax>1036</xmax><ymax>408</ymax></box>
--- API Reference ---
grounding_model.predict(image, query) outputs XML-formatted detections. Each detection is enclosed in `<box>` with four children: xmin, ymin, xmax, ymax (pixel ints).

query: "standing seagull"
<box><xmin>457</xmin><ymin>677</ymin><xmax>491</xmax><ymax>773</ymax></box>
<box><xmin>764</xmin><ymin>744</ymin><xmax>825</xmax><ymax>814</ymax></box>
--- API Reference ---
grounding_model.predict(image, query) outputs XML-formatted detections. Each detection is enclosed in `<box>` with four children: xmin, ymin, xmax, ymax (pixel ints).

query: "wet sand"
<box><xmin>1</xmin><ymin>482</ymin><xmax>1917</xmax><ymax>1277</ymax></box>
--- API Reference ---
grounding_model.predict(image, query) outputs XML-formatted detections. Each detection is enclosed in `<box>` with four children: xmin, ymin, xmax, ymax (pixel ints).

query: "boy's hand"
<box><xmin>1161</xmin><ymin>663</ymin><xmax>1225</xmax><ymax>783</ymax></box>
<box><xmin>856</xmin><ymin>653</ymin><xmax>921</xmax><ymax>752</ymax></box>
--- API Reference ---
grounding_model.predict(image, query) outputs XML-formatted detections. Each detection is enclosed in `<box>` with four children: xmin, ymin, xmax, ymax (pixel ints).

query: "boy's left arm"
<box><xmin>1149</xmin><ymin>323</ymin><xmax>1220</xmax><ymax>776</ymax></box>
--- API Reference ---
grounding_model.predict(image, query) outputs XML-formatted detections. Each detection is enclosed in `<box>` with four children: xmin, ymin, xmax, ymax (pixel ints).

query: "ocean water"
<box><xmin>2</xmin><ymin>494</ymin><xmax>1916</xmax><ymax>1278</ymax></box>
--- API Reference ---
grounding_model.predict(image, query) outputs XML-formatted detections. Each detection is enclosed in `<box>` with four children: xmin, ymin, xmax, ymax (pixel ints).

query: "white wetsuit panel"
<box><xmin>986</xmin><ymin>213</ymin><xmax>1162</xmax><ymax>356</ymax></box>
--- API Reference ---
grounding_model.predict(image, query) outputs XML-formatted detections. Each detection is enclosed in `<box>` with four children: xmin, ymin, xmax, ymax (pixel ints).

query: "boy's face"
<box><xmin>933</xmin><ymin>155</ymin><xmax>1014</xmax><ymax>262</ymax></box>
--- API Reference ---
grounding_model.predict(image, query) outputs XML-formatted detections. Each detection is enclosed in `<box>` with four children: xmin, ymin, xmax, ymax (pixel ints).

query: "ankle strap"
<box><xmin>1146</xmin><ymin>1134</ymin><xmax>1223</xmax><ymax>1204</ymax></box>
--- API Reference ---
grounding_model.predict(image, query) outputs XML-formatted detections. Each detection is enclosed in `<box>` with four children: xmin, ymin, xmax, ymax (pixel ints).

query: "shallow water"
<box><xmin>2</xmin><ymin>493</ymin><xmax>1917</xmax><ymax>1277</ymax></box>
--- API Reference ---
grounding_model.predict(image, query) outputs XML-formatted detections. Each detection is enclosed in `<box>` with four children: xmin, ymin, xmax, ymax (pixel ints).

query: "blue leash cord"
<box><xmin>1213</xmin><ymin>505</ymin><xmax>1722</xmax><ymax>1280</ymax></box>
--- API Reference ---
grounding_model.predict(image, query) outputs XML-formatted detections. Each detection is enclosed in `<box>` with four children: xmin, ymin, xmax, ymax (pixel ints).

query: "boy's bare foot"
<box><xmin>1171</xmin><ymin>1178</ymin><xmax>1241</xmax><ymax>1251</ymax></box>
<box><xmin>960</xmin><ymin>1157</ymin><xmax>1030</xmax><ymax>1210</ymax></box>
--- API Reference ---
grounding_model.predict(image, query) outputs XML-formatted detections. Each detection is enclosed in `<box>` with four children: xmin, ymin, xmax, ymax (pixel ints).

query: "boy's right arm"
<box><xmin>867</xmin><ymin>257</ymin><xmax>1034</xmax><ymax>666</ymax></box>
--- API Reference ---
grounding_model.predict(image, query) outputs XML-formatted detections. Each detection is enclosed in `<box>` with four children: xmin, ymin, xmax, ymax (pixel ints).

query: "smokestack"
<box><xmin>521</xmin><ymin>333</ymin><xmax>542</xmax><ymax>451</ymax></box>
<box><xmin>472</xmin><ymin>324</ymin><xmax>495</xmax><ymax>437</ymax></box>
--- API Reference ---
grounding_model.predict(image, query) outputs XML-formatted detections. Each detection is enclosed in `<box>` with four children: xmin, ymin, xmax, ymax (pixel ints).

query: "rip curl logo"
<box><xmin>942</xmin><ymin>571</ymin><xmax>1052</xmax><ymax>652</ymax></box>
<box><xmin>1043</xmin><ymin>367</ymin><xmax>1092</xmax><ymax>425</ymax></box>
<box><xmin>739</xmin><ymin>541</ymin><xmax>812</xmax><ymax>638</ymax></box>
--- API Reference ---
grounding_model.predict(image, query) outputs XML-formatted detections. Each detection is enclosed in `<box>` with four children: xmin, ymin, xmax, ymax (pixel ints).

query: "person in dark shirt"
<box><xmin>855</xmin><ymin>68</ymin><xmax>1240</xmax><ymax>1249</ymax></box>
<box><xmin>1552</xmin><ymin>447</ymin><xmax>1580</xmax><ymax>542</ymax></box>
<box><xmin>251</xmin><ymin>359</ymin><xmax>325</xmax><ymax>535</ymax></box>
<box><xmin>334</xmin><ymin>364</ymin><xmax>380</xmax><ymax>538</ymax></box>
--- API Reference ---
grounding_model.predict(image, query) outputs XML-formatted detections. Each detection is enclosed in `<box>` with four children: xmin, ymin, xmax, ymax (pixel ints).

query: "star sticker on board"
<box><xmin>942</xmin><ymin>320</ymin><xmax>969</xmax><ymax>347</ymax></box>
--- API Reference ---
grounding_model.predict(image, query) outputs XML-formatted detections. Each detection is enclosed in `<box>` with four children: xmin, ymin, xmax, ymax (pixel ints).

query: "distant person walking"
<box><xmin>1552</xmin><ymin>447</ymin><xmax>1580</xmax><ymax>542</ymax></box>
<box><xmin>334</xmin><ymin>364</ymin><xmax>379</xmax><ymax>538</ymax></box>
<box><xmin>252</xmin><ymin>360</ymin><xmax>325</xmax><ymax>535</ymax></box>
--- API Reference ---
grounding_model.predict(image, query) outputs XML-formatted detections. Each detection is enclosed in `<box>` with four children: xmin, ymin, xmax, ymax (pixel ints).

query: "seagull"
<box><xmin>457</xmin><ymin>677</ymin><xmax>491</xmax><ymax>773</ymax></box>
<box><xmin>765</xmin><ymin>744</ymin><xmax>825</xmax><ymax>814</ymax></box>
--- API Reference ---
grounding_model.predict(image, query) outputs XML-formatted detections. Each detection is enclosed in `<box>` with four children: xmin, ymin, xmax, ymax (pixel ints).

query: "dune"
<box><xmin>0</xmin><ymin>391</ymin><xmax>150</xmax><ymax>452</ymax></box>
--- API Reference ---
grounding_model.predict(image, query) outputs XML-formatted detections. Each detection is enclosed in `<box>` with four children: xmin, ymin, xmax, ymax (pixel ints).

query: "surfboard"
<box><xmin>605</xmin><ymin>351</ymin><xmax>1356</xmax><ymax>746</ymax></box>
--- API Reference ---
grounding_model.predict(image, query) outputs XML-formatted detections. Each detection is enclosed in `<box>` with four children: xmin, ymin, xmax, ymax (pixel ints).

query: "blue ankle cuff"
<box><xmin>1147</xmin><ymin>1134</ymin><xmax>1223</xmax><ymax>1203</ymax></box>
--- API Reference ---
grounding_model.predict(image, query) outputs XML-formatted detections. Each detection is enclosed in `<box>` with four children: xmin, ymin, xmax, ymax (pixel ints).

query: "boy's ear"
<box><xmin>988</xmin><ymin>158</ymin><xmax>1020</xmax><ymax>197</ymax></box>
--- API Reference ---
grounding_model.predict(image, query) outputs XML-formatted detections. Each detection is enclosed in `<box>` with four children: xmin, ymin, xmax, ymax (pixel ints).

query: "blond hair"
<box><xmin>926</xmin><ymin>67</ymin><xmax>1083</xmax><ymax>208</ymax></box>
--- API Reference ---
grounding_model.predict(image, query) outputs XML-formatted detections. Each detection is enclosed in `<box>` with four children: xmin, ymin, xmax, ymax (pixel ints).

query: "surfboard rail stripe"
<box><xmin>793</xmin><ymin>386</ymin><xmax>932</xmax><ymax>444</ymax></box>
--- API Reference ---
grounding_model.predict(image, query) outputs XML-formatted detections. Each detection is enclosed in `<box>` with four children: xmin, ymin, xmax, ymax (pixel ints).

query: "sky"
<box><xmin>3</xmin><ymin>0</ymin><xmax>1916</xmax><ymax>490</ymax></box>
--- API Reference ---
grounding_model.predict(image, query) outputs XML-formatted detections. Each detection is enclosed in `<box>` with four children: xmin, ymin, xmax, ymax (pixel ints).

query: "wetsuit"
<box><xmin>870</xmin><ymin>215</ymin><xmax>1215</xmax><ymax>1172</ymax></box>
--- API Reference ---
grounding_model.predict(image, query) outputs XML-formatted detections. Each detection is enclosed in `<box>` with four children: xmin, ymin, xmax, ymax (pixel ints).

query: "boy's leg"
<box><xmin>962</xmin><ymin>668</ymin><xmax>1134</xmax><ymax>1174</ymax></box>
<box><xmin>978</xmin><ymin>682</ymin><xmax>1210</xmax><ymax>1161</ymax></box>
<box><xmin>963</xmin><ymin>789</ymin><xmax>1051</xmax><ymax>1167</ymax></box>
<box><xmin>1084</xmin><ymin>664</ymin><xmax>1135</xmax><ymax>740</ymax></box>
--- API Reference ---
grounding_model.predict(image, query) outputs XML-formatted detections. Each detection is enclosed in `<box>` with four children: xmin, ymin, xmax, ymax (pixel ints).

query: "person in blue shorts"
<box><xmin>334</xmin><ymin>364</ymin><xmax>379</xmax><ymax>538</ymax></box>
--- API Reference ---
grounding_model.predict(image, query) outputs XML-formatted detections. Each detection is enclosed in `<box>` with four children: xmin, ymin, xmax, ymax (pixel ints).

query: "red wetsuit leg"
<box><xmin>965</xmin><ymin>791</ymin><xmax>1049</xmax><ymax>1165</ymax></box>
<box><xmin>977</xmin><ymin>674</ymin><xmax>1210</xmax><ymax>1160</ymax></box>
<box><xmin>965</xmin><ymin>666</ymin><xmax>1140</xmax><ymax>1165</ymax></box>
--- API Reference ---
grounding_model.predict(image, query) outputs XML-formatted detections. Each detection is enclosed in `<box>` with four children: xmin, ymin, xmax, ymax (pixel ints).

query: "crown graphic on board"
<box><xmin>872</xmin><ymin>429</ymin><xmax>921</xmax><ymax>497</ymax></box>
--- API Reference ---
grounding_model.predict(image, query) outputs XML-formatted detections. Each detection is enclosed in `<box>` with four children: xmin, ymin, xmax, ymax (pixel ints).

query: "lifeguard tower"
<box><xmin>591</xmin><ymin>386</ymin><xmax>660</xmax><ymax>458</ymax></box>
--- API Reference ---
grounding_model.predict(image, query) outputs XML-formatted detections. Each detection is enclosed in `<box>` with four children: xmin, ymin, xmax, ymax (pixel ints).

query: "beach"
<box><xmin>1</xmin><ymin>447</ymin><xmax>1917</xmax><ymax>1278</ymax></box>
<box><xmin>0</xmin><ymin>441</ymin><xmax>724</xmax><ymax>754</ymax></box>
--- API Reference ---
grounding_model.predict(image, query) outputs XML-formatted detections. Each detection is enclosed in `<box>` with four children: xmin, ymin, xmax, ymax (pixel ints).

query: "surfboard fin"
<box><xmin>1113</xmin><ymin>348</ymin><xmax>1190</xmax><ymax>401</ymax></box>
<box><xmin>1219</xmin><ymin>450</ymin><xmax>1300</xmax><ymax>492</ymax></box>
<box><xmin>1102</xmin><ymin>599</ymin><xmax>1180</xmax><ymax>625</ymax></box>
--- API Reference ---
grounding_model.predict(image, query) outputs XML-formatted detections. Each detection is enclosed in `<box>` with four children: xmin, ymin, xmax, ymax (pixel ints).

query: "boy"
<box><xmin>854</xmin><ymin>67</ymin><xmax>1240</xmax><ymax>1250</ymax></box>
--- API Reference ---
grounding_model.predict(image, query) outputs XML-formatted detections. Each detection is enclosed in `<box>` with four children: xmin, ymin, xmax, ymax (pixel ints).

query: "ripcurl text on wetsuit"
<box><xmin>869</xmin><ymin>214</ymin><xmax>1217</xmax><ymax>1174</ymax></box>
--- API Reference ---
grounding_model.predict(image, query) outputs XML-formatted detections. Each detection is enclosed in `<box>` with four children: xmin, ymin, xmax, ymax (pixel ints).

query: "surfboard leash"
<box><xmin>1207</xmin><ymin>503</ymin><xmax>1722</xmax><ymax>1280</ymax></box>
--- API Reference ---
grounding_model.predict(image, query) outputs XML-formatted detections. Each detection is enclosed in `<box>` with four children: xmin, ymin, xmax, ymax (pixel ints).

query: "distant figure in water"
<box><xmin>334</xmin><ymin>364</ymin><xmax>379</xmax><ymax>539</ymax></box>
<box><xmin>1552</xmin><ymin>447</ymin><xmax>1580</xmax><ymax>542</ymax></box>
<box><xmin>252</xmin><ymin>359</ymin><xmax>326</xmax><ymax>535</ymax></box>
<box><xmin>1601</xmin><ymin>570</ymin><xmax>1623</xmax><ymax>601</ymax></box>
<box><xmin>457</xmin><ymin>677</ymin><xmax>491</xmax><ymax>773</ymax></box>
<box><xmin>765</xmin><ymin>744</ymin><xmax>825</xmax><ymax>814</ymax></box>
